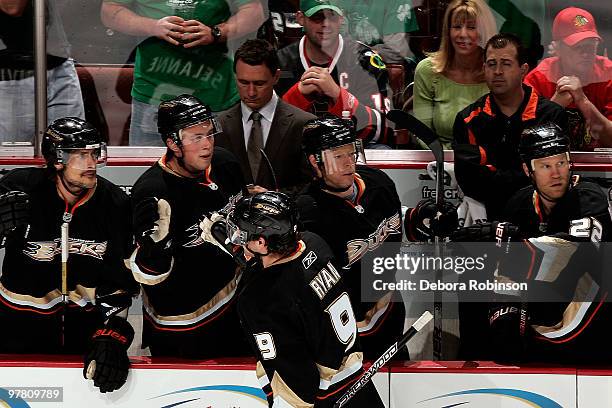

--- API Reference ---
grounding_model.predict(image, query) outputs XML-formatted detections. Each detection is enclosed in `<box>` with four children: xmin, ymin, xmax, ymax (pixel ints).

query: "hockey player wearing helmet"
<box><xmin>296</xmin><ymin>115</ymin><xmax>408</xmax><ymax>360</ymax></box>
<box><xmin>129</xmin><ymin>94</ymin><xmax>250</xmax><ymax>358</ymax></box>
<box><xmin>458</xmin><ymin>123</ymin><xmax>612</xmax><ymax>364</ymax></box>
<box><xmin>0</xmin><ymin>117</ymin><xmax>138</xmax><ymax>393</ymax></box>
<box><xmin>226</xmin><ymin>191</ymin><xmax>384</xmax><ymax>408</ymax></box>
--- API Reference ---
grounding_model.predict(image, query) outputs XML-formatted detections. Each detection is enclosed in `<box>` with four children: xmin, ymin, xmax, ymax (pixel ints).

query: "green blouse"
<box><xmin>413</xmin><ymin>58</ymin><xmax>489</xmax><ymax>149</ymax></box>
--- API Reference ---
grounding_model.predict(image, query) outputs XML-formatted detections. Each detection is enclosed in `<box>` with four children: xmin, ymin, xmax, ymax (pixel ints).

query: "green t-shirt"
<box><xmin>106</xmin><ymin>0</ymin><xmax>247</xmax><ymax>110</ymax></box>
<box><xmin>340</xmin><ymin>0</ymin><xmax>418</xmax><ymax>46</ymax></box>
<box><xmin>413</xmin><ymin>58</ymin><xmax>489</xmax><ymax>149</ymax></box>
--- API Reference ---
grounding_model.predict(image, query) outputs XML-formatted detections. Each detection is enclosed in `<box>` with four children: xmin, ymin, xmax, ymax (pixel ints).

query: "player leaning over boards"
<box><xmin>216</xmin><ymin>191</ymin><xmax>385</xmax><ymax>407</ymax></box>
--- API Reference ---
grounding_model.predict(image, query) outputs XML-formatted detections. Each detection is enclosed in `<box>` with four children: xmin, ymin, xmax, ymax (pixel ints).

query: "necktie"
<box><xmin>247</xmin><ymin>111</ymin><xmax>263</xmax><ymax>181</ymax></box>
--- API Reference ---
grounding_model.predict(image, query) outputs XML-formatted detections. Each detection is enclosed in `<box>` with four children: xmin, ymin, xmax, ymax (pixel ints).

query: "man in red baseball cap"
<box><xmin>525</xmin><ymin>7</ymin><xmax>611</xmax><ymax>151</ymax></box>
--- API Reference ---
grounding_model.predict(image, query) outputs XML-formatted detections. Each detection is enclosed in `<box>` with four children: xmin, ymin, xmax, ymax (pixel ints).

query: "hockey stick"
<box><xmin>386</xmin><ymin>110</ymin><xmax>444</xmax><ymax>360</ymax></box>
<box><xmin>60</xmin><ymin>212</ymin><xmax>71</xmax><ymax>347</ymax></box>
<box><xmin>333</xmin><ymin>311</ymin><xmax>433</xmax><ymax>408</ymax></box>
<box><xmin>259</xmin><ymin>148</ymin><xmax>279</xmax><ymax>192</ymax></box>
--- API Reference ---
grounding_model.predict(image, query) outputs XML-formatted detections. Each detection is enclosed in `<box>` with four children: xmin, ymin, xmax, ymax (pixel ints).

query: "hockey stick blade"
<box><xmin>333</xmin><ymin>311</ymin><xmax>433</xmax><ymax>408</ymax></box>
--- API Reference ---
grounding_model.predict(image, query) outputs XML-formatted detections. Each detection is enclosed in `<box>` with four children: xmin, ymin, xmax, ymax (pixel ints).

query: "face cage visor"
<box><xmin>227</xmin><ymin>216</ymin><xmax>249</xmax><ymax>246</ymax></box>
<box><xmin>319</xmin><ymin>140</ymin><xmax>366</xmax><ymax>175</ymax></box>
<box><xmin>57</xmin><ymin>143</ymin><xmax>107</xmax><ymax>170</ymax></box>
<box><xmin>178</xmin><ymin>118</ymin><xmax>222</xmax><ymax>146</ymax></box>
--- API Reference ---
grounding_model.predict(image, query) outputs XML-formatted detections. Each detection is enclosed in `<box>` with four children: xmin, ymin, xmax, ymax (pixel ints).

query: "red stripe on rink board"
<box><xmin>0</xmin><ymin>355</ymin><xmax>258</xmax><ymax>370</ymax></box>
<box><xmin>577</xmin><ymin>369</ymin><xmax>612</xmax><ymax>376</ymax></box>
<box><xmin>0</xmin><ymin>356</ymin><xmax>589</xmax><ymax>374</ymax></box>
<box><xmin>388</xmin><ymin>361</ymin><xmax>576</xmax><ymax>375</ymax></box>
<box><xmin>0</xmin><ymin>356</ymin><xmax>389</xmax><ymax>371</ymax></box>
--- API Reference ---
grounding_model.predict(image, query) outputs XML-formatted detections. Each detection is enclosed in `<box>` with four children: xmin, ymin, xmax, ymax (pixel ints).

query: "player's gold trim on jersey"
<box><xmin>140</xmin><ymin>273</ymin><xmax>239</xmax><ymax>327</ymax></box>
<box><xmin>0</xmin><ymin>282</ymin><xmax>95</xmax><ymax>309</ymax></box>
<box><xmin>533</xmin><ymin>273</ymin><xmax>600</xmax><ymax>340</ymax></box>
<box><xmin>317</xmin><ymin>351</ymin><xmax>363</xmax><ymax>390</ymax></box>
<box><xmin>129</xmin><ymin>247</ymin><xmax>173</xmax><ymax>285</ymax></box>
<box><xmin>357</xmin><ymin>291</ymin><xmax>392</xmax><ymax>334</ymax></box>
<box><xmin>270</xmin><ymin>370</ymin><xmax>313</xmax><ymax>408</ymax></box>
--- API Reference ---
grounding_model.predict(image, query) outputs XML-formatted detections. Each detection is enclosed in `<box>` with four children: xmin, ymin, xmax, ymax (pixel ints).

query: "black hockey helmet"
<box><xmin>302</xmin><ymin>115</ymin><xmax>365</xmax><ymax>168</ymax></box>
<box><xmin>42</xmin><ymin>117</ymin><xmax>106</xmax><ymax>167</ymax></box>
<box><xmin>520</xmin><ymin>123</ymin><xmax>570</xmax><ymax>171</ymax></box>
<box><xmin>157</xmin><ymin>94</ymin><xmax>221</xmax><ymax>145</ymax></box>
<box><xmin>227</xmin><ymin>191</ymin><xmax>298</xmax><ymax>255</ymax></box>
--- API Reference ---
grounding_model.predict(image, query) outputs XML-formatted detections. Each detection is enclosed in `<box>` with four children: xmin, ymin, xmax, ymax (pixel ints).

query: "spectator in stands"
<box><xmin>453</xmin><ymin>33</ymin><xmax>568</xmax><ymax>221</ymax></box>
<box><xmin>525</xmin><ymin>7</ymin><xmax>612</xmax><ymax>151</ymax></box>
<box><xmin>276</xmin><ymin>0</ymin><xmax>394</xmax><ymax>148</ymax></box>
<box><xmin>0</xmin><ymin>0</ymin><xmax>84</xmax><ymax>144</ymax></box>
<box><xmin>339</xmin><ymin>0</ymin><xmax>419</xmax><ymax>64</ymax></box>
<box><xmin>412</xmin><ymin>0</ymin><xmax>496</xmax><ymax>150</ymax></box>
<box><xmin>216</xmin><ymin>39</ymin><xmax>314</xmax><ymax>195</ymax></box>
<box><xmin>100</xmin><ymin>0</ymin><xmax>265</xmax><ymax>146</ymax></box>
<box><xmin>452</xmin><ymin>34</ymin><xmax>568</xmax><ymax>362</ymax></box>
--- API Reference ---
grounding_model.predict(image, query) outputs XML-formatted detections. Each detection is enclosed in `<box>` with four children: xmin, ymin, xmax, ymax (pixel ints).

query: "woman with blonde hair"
<box><xmin>413</xmin><ymin>0</ymin><xmax>497</xmax><ymax>149</ymax></box>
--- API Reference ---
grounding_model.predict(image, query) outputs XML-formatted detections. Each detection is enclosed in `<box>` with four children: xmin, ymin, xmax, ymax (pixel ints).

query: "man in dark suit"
<box><xmin>216</xmin><ymin>39</ymin><xmax>315</xmax><ymax>194</ymax></box>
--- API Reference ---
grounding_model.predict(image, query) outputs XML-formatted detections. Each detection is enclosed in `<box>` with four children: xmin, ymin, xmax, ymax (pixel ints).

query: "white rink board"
<box><xmin>577</xmin><ymin>374</ymin><xmax>612</xmax><ymax>408</ymax></box>
<box><xmin>0</xmin><ymin>364</ymin><xmax>389</xmax><ymax>408</ymax></box>
<box><xmin>390</xmin><ymin>372</ymin><xmax>575</xmax><ymax>408</ymax></box>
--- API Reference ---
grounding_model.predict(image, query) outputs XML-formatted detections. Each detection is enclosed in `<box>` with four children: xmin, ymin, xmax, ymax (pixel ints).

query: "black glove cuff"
<box><xmin>93</xmin><ymin>316</ymin><xmax>135</xmax><ymax>349</ymax></box>
<box><xmin>135</xmin><ymin>235</ymin><xmax>173</xmax><ymax>274</ymax></box>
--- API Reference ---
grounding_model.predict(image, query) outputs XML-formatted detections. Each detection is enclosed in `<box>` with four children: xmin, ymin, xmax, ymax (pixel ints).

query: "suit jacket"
<box><xmin>216</xmin><ymin>99</ymin><xmax>315</xmax><ymax>194</ymax></box>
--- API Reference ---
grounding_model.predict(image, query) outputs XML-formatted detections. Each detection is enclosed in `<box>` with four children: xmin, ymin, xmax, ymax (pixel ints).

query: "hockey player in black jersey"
<box><xmin>224</xmin><ymin>191</ymin><xmax>384</xmax><ymax>407</ymax></box>
<box><xmin>296</xmin><ymin>115</ymin><xmax>407</xmax><ymax>361</ymax></box>
<box><xmin>0</xmin><ymin>117</ymin><xmax>137</xmax><ymax>393</ymax></box>
<box><xmin>455</xmin><ymin>123</ymin><xmax>612</xmax><ymax>364</ymax></box>
<box><xmin>129</xmin><ymin>94</ymin><xmax>249</xmax><ymax>358</ymax></box>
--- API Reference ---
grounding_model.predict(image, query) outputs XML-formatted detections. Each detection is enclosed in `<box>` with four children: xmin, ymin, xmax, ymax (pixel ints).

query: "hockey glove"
<box><xmin>488</xmin><ymin>300</ymin><xmax>527</xmax><ymax>364</ymax></box>
<box><xmin>94</xmin><ymin>289</ymin><xmax>132</xmax><ymax>321</ymax></box>
<box><xmin>405</xmin><ymin>198</ymin><xmax>458</xmax><ymax>242</ymax></box>
<box><xmin>83</xmin><ymin>316</ymin><xmax>134</xmax><ymax>393</ymax></box>
<box><xmin>133</xmin><ymin>197</ymin><xmax>171</xmax><ymax>244</ymax></box>
<box><xmin>199</xmin><ymin>212</ymin><xmax>231</xmax><ymax>255</ymax></box>
<box><xmin>0</xmin><ymin>191</ymin><xmax>30</xmax><ymax>237</ymax></box>
<box><xmin>133</xmin><ymin>197</ymin><xmax>173</xmax><ymax>273</ymax></box>
<box><xmin>450</xmin><ymin>221</ymin><xmax>520</xmax><ymax>243</ymax></box>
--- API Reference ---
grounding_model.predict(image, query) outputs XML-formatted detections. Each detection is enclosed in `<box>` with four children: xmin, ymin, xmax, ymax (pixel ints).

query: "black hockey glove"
<box><xmin>199</xmin><ymin>212</ymin><xmax>230</xmax><ymax>254</ymax></box>
<box><xmin>488</xmin><ymin>300</ymin><xmax>527</xmax><ymax>364</ymax></box>
<box><xmin>450</xmin><ymin>221</ymin><xmax>520</xmax><ymax>243</ymax></box>
<box><xmin>94</xmin><ymin>289</ymin><xmax>133</xmax><ymax>321</ymax></box>
<box><xmin>405</xmin><ymin>198</ymin><xmax>458</xmax><ymax>242</ymax></box>
<box><xmin>133</xmin><ymin>197</ymin><xmax>172</xmax><ymax>272</ymax></box>
<box><xmin>83</xmin><ymin>316</ymin><xmax>134</xmax><ymax>393</ymax></box>
<box><xmin>0</xmin><ymin>190</ymin><xmax>30</xmax><ymax>237</ymax></box>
